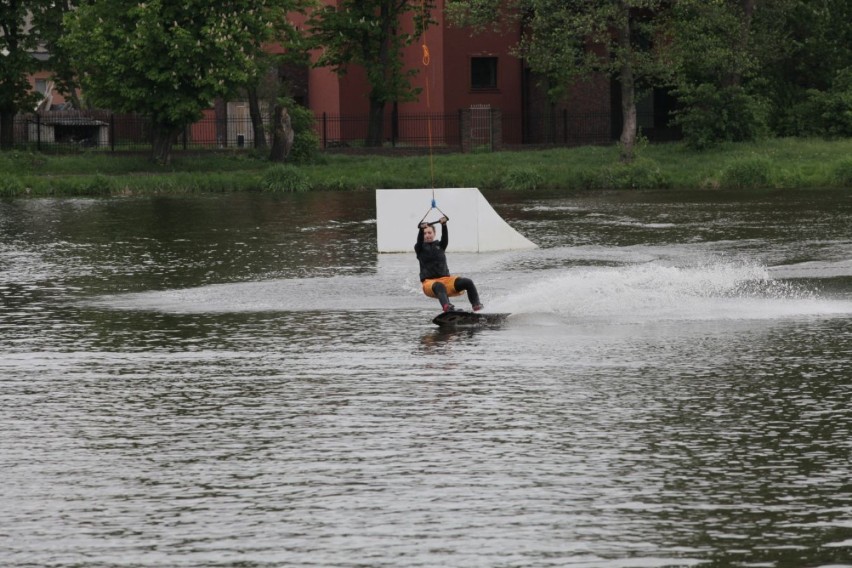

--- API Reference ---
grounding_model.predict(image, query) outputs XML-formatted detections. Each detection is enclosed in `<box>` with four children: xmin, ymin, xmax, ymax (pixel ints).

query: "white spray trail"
<box><xmin>491</xmin><ymin>260</ymin><xmax>852</xmax><ymax>322</ymax></box>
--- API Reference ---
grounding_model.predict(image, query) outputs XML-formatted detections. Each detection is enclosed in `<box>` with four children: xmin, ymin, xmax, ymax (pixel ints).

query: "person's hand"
<box><xmin>439</xmin><ymin>216</ymin><xmax>448</xmax><ymax>224</ymax></box>
<box><xmin>419</xmin><ymin>222</ymin><xmax>428</xmax><ymax>229</ymax></box>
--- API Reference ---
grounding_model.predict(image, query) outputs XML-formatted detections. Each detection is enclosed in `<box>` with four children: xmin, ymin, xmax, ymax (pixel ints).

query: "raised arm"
<box><xmin>439</xmin><ymin>219</ymin><xmax>448</xmax><ymax>250</ymax></box>
<box><xmin>414</xmin><ymin>222</ymin><xmax>426</xmax><ymax>253</ymax></box>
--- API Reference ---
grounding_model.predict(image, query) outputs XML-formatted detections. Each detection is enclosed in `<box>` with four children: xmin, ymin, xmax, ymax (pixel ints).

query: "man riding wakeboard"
<box><xmin>415</xmin><ymin>216</ymin><xmax>483</xmax><ymax>313</ymax></box>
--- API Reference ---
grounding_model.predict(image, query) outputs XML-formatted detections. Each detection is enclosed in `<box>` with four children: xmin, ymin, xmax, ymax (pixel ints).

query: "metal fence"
<box><xmin>317</xmin><ymin>110</ymin><xmax>628</xmax><ymax>149</ymax></box>
<box><xmin>501</xmin><ymin>110</ymin><xmax>614</xmax><ymax>147</ymax></box>
<box><xmin>315</xmin><ymin>111</ymin><xmax>463</xmax><ymax>149</ymax></box>
<box><xmin>8</xmin><ymin>111</ymin><xmax>236</xmax><ymax>152</ymax></box>
<box><xmin>4</xmin><ymin>109</ymin><xmax>661</xmax><ymax>153</ymax></box>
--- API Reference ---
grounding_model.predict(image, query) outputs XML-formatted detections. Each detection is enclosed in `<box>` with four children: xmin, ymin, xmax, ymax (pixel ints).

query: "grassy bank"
<box><xmin>1</xmin><ymin>137</ymin><xmax>851</xmax><ymax>197</ymax></box>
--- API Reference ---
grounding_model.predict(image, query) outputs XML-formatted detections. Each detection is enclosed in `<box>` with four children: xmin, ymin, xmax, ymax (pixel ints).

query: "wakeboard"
<box><xmin>432</xmin><ymin>310</ymin><xmax>510</xmax><ymax>328</ymax></box>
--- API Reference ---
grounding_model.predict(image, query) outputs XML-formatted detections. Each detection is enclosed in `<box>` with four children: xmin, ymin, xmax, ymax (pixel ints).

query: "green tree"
<box><xmin>664</xmin><ymin>0</ymin><xmax>771</xmax><ymax>148</ymax></box>
<box><xmin>308</xmin><ymin>0</ymin><xmax>436</xmax><ymax>147</ymax></box>
<box><xmin>240</xmin><ymin>5</ymin><xmax>312</xmax><ymax>152</ymax></box>
<box><xmin>0</xmin><ymin>0</ymin><xmax>50</xmax><ymax>149</ymax></box>
<box><xmin>447</xmin><ymin>0</ymin><xmax>669</xmax><ymax>162</ymax></box>
<box><xmin>758</xmin><ymin>0</ymin><xmax>852</xmax><ymax>136</ymax></box>
<box><xmin>61</xmin><ymin>0</ymin><xmax>305</xmax><ymax>164</ymax></box>
<box><xmin>805</xmin><ymin>67</ymin><xmax>852</xmax><ymax>138</ymax></box>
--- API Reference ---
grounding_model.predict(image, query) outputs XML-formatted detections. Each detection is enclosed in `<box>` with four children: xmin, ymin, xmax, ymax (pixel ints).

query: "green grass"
<box><xmin>1</xmin><ymin>137</ymin><xmax>851</xmax><ymax>197</ymax></box>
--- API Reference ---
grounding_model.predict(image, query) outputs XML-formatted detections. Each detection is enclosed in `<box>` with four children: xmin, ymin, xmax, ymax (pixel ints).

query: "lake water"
<box><xmin>1</xmin><ymin>188</ymin><xmax>851</xmax><ymax>568</ymax></box>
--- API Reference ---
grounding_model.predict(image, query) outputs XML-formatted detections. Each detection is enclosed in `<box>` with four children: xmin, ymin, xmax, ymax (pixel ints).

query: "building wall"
<box><xmin>306</xmin><ymin>0</ymin><xmax>525</xmax><ymax>118</ymax></box>
<box><xmin>307</xmin><ymin>66</ymin><xmax>342</xmax><ymax>117</ymax></box>
<box><xmin>441</xmin><ymin>20</ymin><xmax>523</xmax><ymax>116</ymax></box>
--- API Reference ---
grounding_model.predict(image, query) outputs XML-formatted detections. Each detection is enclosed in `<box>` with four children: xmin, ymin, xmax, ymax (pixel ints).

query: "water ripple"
<box><xmin>2</xmin><ymin>191</ymin><xmax>852</xmax><ymax>567</ymax></box>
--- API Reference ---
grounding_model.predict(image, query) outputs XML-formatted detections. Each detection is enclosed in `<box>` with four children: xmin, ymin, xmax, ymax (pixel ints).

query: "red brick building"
<box><xmin>21</xmin><ymin>1</ymin><xmax>646</xmax><ymax>150</ymax></box>
<box><xmin>297</xmin><ymin>0</ymin><xmax>613</xmax><ymax>148</ymax></box>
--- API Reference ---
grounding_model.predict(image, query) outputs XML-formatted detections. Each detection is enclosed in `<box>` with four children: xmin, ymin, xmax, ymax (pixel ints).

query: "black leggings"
<box><xmin>431</xmin><ymin>277</ymin><xmax>480</xmax><ymax>308</ymax></box>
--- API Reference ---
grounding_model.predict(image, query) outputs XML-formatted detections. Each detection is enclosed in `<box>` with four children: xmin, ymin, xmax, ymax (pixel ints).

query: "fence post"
<box><xmin>489</xmin><ymin>108</ymin><xmax>495</xmax><ymax>151</ymax></box>
<box><xmin>459</xmin><ymin>109</ymin><xmax>470</xmax><ymax>153</ymax></box>
<box><xmin>110</xmin><ymin>114</ymin><xmax>115</xmax><ymax>152</ymax></box>
<box><xmin>491</xmin><ymin>108</ymin><xmax>503</xmax><ymax>152</ymax></box>
<box><xmin>36</xmin><ymin>114</ymin><xmax>41</xmax><ymax>151</ymax></box>
<box><xmin>322</xmin><ymin>112</ymin><xmax>327</xmax><ymax>149</ymax></box>
<box><xmin>391</xmin><ymin>105</ymin><xmax>398</xmax><ymax>148</ymax></box>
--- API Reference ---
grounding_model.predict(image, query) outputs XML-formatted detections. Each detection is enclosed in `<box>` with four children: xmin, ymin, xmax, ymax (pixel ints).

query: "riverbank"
<box><xmin>1</xmin><ymin>137</ymin><xmax>851</xmax><ymax>197</ymax></box>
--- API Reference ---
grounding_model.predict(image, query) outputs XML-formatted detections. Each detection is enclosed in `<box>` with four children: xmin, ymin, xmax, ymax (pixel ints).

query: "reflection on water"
<box><xmin>2</xmin><ymin>189</ymin><xmax>852</xmax><ymax>567</ymax></box>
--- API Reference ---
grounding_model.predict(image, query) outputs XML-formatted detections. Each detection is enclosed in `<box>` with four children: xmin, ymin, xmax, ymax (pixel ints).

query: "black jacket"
<box><xmin>415</xmin><ymin>223</ymin><xmax>450</xmax><ymax>281</ymax></box>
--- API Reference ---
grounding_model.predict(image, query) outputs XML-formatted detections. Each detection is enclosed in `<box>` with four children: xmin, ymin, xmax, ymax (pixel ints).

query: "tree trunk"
<box><xmin>269</xmin><ymin>103</ymin><xmax>294</xmax><ymax>162</ymax></box>
<box><xmin>364</xmin><ymin>2</ymin><xmax>393</xmax><ymax>148</ymax></box>
<box><xmin>365</xmin><ymin>94</ymin><xmax>385</xmax><ymax>147</ymax></box>
<box><xmin>69</xmin><ymin>90</ymin><xmax>83</xmax><ymax>109</ymax></box>
<box><xmin>151</xmin><ymin>124</ymin><xmax>178</xmax><ymax>165</ymax></box>
<box><xmin>0</xmin><ymin>110</ymin><xmax>15</xmax><ymax>150</ymax></box>
<box><xmin>616</xmin><ymin>2</ymin><xmax>637</xmax><ymax>163</ymax></box>
<box><xmin>248</xmin><ymin>86</ymin><xmax>268</xmax><ymax>149</ymax></box>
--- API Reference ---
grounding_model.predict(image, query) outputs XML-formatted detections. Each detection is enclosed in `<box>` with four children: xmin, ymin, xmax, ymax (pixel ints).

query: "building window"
<box><xmin>471</xmin><ymin>57</ymin><xmax>498</xmax><ymax>90</ymax></box>
<box><xmin>35</xmin><ymin>79</ymin><xmax>49</xmax><ymax>94</ymax></box>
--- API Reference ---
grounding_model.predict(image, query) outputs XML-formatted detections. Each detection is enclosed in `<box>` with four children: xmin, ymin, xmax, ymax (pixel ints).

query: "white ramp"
<box><xmin>376</xmin><ymin>188</ymin><xmax>537</xmax><ymax>253</ymax></box>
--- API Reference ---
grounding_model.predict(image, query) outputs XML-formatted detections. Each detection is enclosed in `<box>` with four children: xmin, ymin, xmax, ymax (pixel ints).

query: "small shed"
<box><xmin>28</xmin><ymin>114</ymin><xmax>109</xmax><ymax>147</ymax></box>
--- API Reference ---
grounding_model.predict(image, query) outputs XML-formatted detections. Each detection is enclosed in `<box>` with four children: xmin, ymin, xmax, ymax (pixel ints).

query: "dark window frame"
<box><xmin>470</xmin><ymin>56</ymin><xmax>498</xmax><ymax>91</ymax></box>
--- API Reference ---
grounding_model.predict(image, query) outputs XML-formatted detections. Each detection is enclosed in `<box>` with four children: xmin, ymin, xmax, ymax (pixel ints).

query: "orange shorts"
<box><xmin>422</xmin><ymin>276</ymin><xmax>465</xmax><ymax>298</ymax></box>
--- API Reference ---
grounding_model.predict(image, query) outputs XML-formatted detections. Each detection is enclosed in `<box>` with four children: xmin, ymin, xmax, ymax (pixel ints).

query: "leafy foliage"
<box><xmin>664</xmin><ymin>1</ymin><xmax>770</xmax><ymax>149</ymax></box>
<box><xmin>61</xmin><ymin>0</ymin><xmax>306</xmax><ymax>163</ymax></box>
<box><xmin>720</xmin><ymin>157</ymin><xmax>773</xmax><ymax>189</ymax></box>
<box><xmin>575</xmin><ymin>158</ymin><xmax>671</xmax><ymax>190</ymax></box>
<box><xmin>0</xmin><ymin>175</ymin><xmax>24</xmax><ymax>196</ymax></box>
<box><xmin>450</xmin><ymin>0</ymin><xmax>852</xmax><ymax>151</ymax></box>
<box><xmin>805</xmin><ymin>68</ymin><xmax>852</xmax><ymax>138</ymax></box>
<box><xmin>309</xmin><ymin>0</ymin><xmax>435</xmax><ymax>102</ymax></box>
<box><xmin>761</xmin><ymin>0</ymin><xmax>852</xmax><ymax>136</ymax></box>
<box><xmin>832</xmin><ymin>158</ymin><xmax>852</xmax><ymax>186</ymax></box>
<box><xmin>518</xmin><ymin>0</ymin><xmax>669</xmax><ymax>99</ymax></box>
<box><xmin>262</xmin><ymin>164</ymin><xmax>311</xmax><ymax>192</ymax></box>
<box><xmin>500</xmin><ymin>167</ymin><xmax>544</xmax><ymax>190</ymax></box>
<box><xmin>0</xmin><ymin>0</ymin><xmax>53</xmax><ymax>148</ymax></box>
<box><xmin>447</xmin><ymin>0</ymin><xmax>671</xmax><ymax>161</ymax></box>
<box><xmin>0</xmin><ymin>0</ymin><xmax>45</xmax><ymax>110</ymax></box>
<box><xmin>281</xmin><ymin>98</ymin><xmax>321</xmax><ymax>164</ymax></box>
<box><xmin>673</xmin><ymin>84</ymin><xmax>769</xmax><ymax>149</ymax></box>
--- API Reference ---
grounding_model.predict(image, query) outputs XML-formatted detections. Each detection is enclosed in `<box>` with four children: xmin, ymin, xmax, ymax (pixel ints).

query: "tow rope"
<box><xmin>419</xmin><ymin>0</ymin><xmax>442</xmax><ymax>225</ymax></box>
<box><xmin>419</xmin><ymin>197</ymin><xmax>448</xmax><ymax>226</ymax></box>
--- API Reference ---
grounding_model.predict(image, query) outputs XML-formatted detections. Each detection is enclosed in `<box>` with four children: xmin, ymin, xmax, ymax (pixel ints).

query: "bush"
<box><xmin>262</xmin><ymin>165</ymin><xmax>311</xmax><ymax>192</ymax></box>
<box><xmin>290</xmin><ymin>129</ymin><xmax>321</xmax><ymax>164</ymax></box>
<box><xmin>570</xmin><ymin>168</ymin><xmax>599</xmax><ymax>190</ymax></box>
<box><xmin>0</xmin><ymin>151</ymin><xmax>45</xmax><ymax>176</ymax></box>
<box><xmin>720</xmin><ymin>157</ymin><xmax>773</xmax><ymax>189</ymax></box>
<box><xmin>282</xmin><ymin>99</ymin><xmax>320</xmax><ymax>164</ymax></box>
<box><xmin>832</xmin><ymin>158</ymin><xmax>852</xmax><ymax>186</ymax></box>
<box><xmin>0</xmin><ymin>175</ymin><xmax>25</xmax><ymax>196</ymax></box>
<box><xmin>49</xmin><ymin>173</ymin><xmax>117</xmax><ymax>195</ymax></box>
<box><xmin>603</xmin><ymin>158</ymin><xmax>671</xmax><ymax>189</ymax></box>
<box><xmin>501</xmin><ymin>167</ymin><xmax>544</xmax><ymax>190</ymax></box>
<box><xmin>806</xmin><ymin>67</ymin><xmax>852</xmax><ymax>138</ymax></box>
<box><xmin>674</xmin><ymin>83</ymin><xmax>769</xmax><ymax>150</ymax></box>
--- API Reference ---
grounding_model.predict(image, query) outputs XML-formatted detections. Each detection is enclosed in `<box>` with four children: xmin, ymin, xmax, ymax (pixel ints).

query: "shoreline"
<box><xmin>2</xmin><ymin>137</ymin><xmax>851</xmax><ymax>197</ymax></box>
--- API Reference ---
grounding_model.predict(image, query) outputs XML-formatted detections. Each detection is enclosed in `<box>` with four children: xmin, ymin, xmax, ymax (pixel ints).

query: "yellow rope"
<box><xmin>421</xmin><ymin>19</ymin><xmax>435</xmax><ymax>191</ymax></box>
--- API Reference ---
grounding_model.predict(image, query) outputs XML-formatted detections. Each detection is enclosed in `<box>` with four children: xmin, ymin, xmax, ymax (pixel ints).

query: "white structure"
<box><xmin>376</xmin><ymin>188</ymin><xmax>537</xmax><ymax>253</ymax></box>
